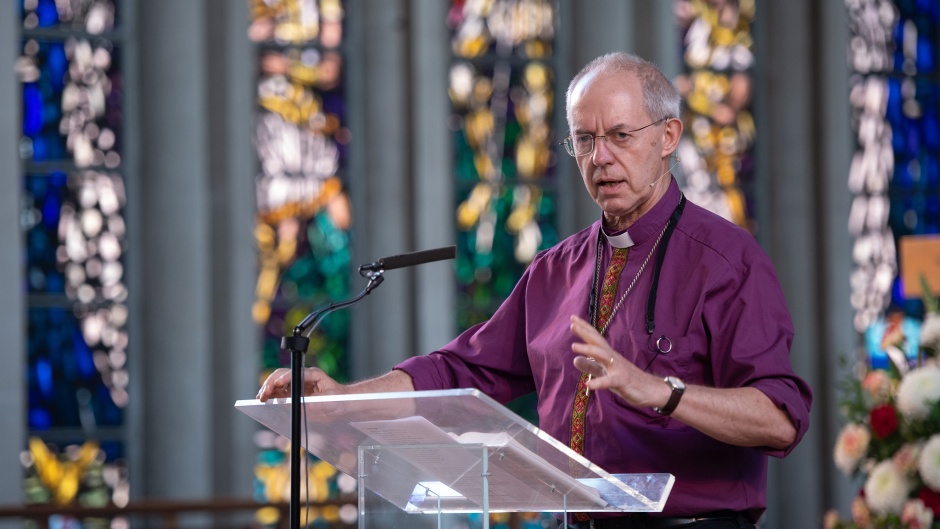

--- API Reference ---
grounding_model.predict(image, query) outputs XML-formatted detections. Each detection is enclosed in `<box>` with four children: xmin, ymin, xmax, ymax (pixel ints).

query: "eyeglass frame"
<box><xmin>560</xmin><ymin>118</ymin><xmax>669</xmax><ymax>157</ymax></box>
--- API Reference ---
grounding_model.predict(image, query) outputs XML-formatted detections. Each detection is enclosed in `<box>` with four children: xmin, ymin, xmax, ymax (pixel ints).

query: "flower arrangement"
<box><xmin>827</xmin><ymin>285</ymin><xmax>940</xmax><ymax>529</ymax></box>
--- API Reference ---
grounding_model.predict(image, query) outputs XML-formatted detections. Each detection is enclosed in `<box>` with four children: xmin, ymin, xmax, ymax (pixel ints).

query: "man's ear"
<box><xmin>661</xmin><ymin>117</ymin><xmax>683</xmax><ymax>158</ymax></box>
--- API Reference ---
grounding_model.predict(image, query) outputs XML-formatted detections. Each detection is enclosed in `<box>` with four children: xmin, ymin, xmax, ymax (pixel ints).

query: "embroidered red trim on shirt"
<box><xmin>569</xmin><ymin>247</ymin><xmax>628</xmax><ymax>455</ymax></box>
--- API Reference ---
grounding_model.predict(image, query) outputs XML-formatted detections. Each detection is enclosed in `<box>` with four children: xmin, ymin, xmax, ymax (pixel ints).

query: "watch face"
<box><xmin>666</xmin><ymin>376</ymin><xmax>685</xmax><ymax>391</ymax></box>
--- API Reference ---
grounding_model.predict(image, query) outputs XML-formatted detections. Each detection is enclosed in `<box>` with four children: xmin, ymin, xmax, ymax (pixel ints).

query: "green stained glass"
<box><xmin>449</xmin><ymin>5</ymin><xmax>559</xmax><ymax>331</ymax></box>
<box><xmin>249</xmin><ymin>2</ymin><xmax>353</xmax><ymax>521</ymax></box>
<box><xmin>23</xmin><ymin>438</ymin><xmax>127</xmax><ymax>517</ymax></box>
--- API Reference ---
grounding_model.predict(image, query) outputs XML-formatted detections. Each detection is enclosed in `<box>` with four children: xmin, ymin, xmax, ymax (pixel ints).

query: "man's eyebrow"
<box><xmin>573</xmin><ymin>123</ymin><xmax>626</xmax><ymax>135</ymax></box>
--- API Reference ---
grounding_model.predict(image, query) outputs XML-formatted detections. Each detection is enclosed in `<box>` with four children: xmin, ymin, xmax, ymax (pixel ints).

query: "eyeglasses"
<box><xmin>561</xmin><ymin>118</ymin><xmax>667</xmax><ymax>157</ymax></box>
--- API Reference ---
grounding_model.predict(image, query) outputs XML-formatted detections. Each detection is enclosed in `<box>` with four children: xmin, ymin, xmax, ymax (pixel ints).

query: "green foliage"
<box><xmin>921</xmin><ymin>275</ymin><xmax>938</xmax><ymax>315</ymax></box>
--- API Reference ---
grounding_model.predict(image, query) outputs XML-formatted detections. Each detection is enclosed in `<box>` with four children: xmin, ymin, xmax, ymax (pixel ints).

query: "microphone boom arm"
<box><xmin>286</xmin><ymin>269</ymin><xmax>384</xmax><ymax>345</ymax></box>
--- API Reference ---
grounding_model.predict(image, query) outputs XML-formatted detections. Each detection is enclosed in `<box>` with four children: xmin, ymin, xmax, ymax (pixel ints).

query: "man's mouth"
<box><xmin>596</xmin><ymin>180</ymin><xmax>623</xmax><ymax>188</ymax></box>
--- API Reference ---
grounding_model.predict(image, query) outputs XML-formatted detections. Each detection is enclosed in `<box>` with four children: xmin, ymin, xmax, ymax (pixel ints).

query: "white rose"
<box><xmin>918</xmin><ymin>434</ymin><xmax>940</xmax><ymax>490</ymax></box>
<box><xmin>896</xmin><ymin>365</ymin><xmax>940</xmax><ymax>419</ymax></box>
<box><xmin>863</xmin><ymin>460</ymin><xmax>911</xmax><ymax>515</ymax></box>
<box><xmin>921</xmin><ymin>312</ymin><xmax>940</xmax><ymax>350</ymax></box>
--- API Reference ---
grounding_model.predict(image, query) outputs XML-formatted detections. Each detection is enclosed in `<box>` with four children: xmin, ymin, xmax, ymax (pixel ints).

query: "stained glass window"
<box><xmin>448</xmin><ymin>3</ymin><xmax>557</xmax><ymax>527</ymax></box>
<box><xmin>17</xmin><ymin>0</ymin><xmax>129</xmax><ymax>522</ymax></box>
<box><xmin>248</xmin><ymin>1</ymin><xmax>356</xmax><ymax>526</ymax></box>
<box><xmin>846</xmin><ymin>0</ymin><xmax>940</xmax><ymax>354</ymax></box>
<box><xmin>447</xmin><ymin>0</ymin><xmax>559</xmax><ymax>332</ymax></box>
<box><xmin>674</xmin><ymin>0</ymin><xmax>757</xmax><ymax>232</ymax></box>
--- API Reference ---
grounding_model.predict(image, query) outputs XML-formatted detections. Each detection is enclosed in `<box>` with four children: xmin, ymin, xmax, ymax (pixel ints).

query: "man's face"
<box><xmin>567</xmin><ymin>70</ymin><xmax>675</xmax><ymax>231</ymax></box>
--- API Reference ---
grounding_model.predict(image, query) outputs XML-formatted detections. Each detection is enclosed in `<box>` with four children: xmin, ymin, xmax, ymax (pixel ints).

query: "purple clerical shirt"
<box><xmin>395</xmin><ymin>179</ymin><xmax>812</xmax><ymax>522</ymax></box>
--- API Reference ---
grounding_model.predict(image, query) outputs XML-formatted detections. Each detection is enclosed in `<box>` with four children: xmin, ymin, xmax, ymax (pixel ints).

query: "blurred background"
<box><xmin>0</xmin><ymin>0</ymin><xmax>932</xmax><ymax>527</ymax></box>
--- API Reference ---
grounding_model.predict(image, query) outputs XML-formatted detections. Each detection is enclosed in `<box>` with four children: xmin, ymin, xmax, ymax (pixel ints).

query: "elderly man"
<box><xmin>259</xmin><ymin>52</ymin><xmax>812</xmax><ymax>529</ymax></box>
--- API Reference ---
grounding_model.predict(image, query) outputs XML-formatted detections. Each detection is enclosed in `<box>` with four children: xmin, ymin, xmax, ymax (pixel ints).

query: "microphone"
<box><xmin>649</xmin><ymin>154</ymin><xmax>681</xmax><ymax>188</ymax></box>
<box><xmin>359</xmin><ymin>245</ymin><xmax>457</xmax><ymax>272</ymax></box>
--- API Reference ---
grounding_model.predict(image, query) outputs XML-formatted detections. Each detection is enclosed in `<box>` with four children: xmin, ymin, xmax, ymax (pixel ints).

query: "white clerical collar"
<box><xmin>603</xmin><ymin>228</ymin><xmax>635</xmax><ymax>248</ymax></box>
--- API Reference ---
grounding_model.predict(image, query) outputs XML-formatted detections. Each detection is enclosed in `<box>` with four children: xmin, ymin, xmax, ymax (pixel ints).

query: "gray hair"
<box><xmin>565</xmin><ymin>52</ymin><xmax>681</xmax><ymax>128</ymax></box>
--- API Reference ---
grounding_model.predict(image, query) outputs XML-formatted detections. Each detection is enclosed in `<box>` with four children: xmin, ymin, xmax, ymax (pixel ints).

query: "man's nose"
<box><xmin>592</xmin><ymin>137</ymin><xmax>614</xmax><ymax>165</ymax></box>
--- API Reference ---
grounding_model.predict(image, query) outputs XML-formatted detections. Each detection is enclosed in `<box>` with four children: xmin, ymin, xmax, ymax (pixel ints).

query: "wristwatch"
<box><xmin>654</xmin><ymin>376</ymin><xmax>685</xmax><ymax>415</ymax></box>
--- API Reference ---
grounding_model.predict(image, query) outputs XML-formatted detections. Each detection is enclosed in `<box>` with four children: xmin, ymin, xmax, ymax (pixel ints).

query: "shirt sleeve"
<box><xmin>394</xmin><ymin>256</ymin><xmax>541</xmax><ymax>404</ymax></box>
<box><xmin>703</xmin><ymin>244</ymin><xmax>813</xmax><ymax>458</ymax></box>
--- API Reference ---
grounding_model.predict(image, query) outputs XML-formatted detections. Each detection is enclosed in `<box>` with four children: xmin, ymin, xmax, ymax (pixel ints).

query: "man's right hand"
<box><xmin>256</xmin><ymin>366</ymin><xmax>344</xmax><ymax>402</ymax></box>
<box><xmin>256</xmin><ymin>367</ymin><xmax>416</xmax><ymax>402</ymax></box>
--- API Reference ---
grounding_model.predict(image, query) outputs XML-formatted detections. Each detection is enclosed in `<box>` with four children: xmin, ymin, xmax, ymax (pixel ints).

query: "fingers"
<box><xmin>257</xmin><ymin>367</ymin><xmax>293</xmax><ymax>402</ymax></box>
<box><xmin>570</xmin><ymin>315</ymin><xmax>618</xmax><ymax>366</ymax></box>
<box><xmin>257</xmin><ymin>366</ymin><xmax>340</xmax><ymax>402</ymax></box>
<box><xmin>570</xmin><ymin>315</ymin><xmax>625</xmax><ymax>393</ymax></box>
<box><xmin>573</xmin><ymin>355</ymin><xmax>607</xmax><ymax>378</ymax></box>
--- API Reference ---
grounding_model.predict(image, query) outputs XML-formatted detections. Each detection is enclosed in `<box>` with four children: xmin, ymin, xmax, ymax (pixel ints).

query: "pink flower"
<box><xmin>835</xmin><ymin>423</ymin><xmax>871</xmax><ymax>475</ymax></box>
<box><xmin>851</xmin><ymin>496</ymin><xmax>872</xmax><ymax>528</ymax></box>
<box><xmin>901</xmin><ymin>499</ymin><xmax>934</xmax><ymax>529</ymax></box>
<box><xmin>892</xmin><ymin>443</ymin><xmax>923</xmax><ymax>475</ymax></box>
<box><xmin>822</xmin><ymin>509</ymin><xmax>840</xmax><ymax>529</ymax></box>
<box><xmin>881</xmin><ymin>312</ymin><xmax>906</xmax><ymax>349</ymax></box>
<box><xmin>861</xmin><ymin>369</ymin><xmax>892</xmax><ymax>404</ymax></box>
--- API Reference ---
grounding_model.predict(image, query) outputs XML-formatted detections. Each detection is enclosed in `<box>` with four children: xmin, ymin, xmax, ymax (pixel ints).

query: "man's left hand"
<box><xmin>569</xmin><ymin>315</ymin><xmax>670</xmax><ymax>409</ymax></box>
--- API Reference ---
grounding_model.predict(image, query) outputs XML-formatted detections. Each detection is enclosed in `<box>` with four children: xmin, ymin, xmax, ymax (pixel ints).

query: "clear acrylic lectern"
<box><xmin>235</xmin><ymin>389</ymin><xmax>674</xmax><ymax>529</ymax></box>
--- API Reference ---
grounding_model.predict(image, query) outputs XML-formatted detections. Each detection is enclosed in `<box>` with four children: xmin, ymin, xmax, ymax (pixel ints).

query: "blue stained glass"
<box><xmin>35</xmin><ymin>0</ymin><xmax>59</xmax><ymax>28</ymax></box>
<box><xmin>20</xmin><ymin>40</ymin><xmax>121</xmax><ymax>164</ymax></box>
<box><xmin>22</xmin><ymin>83</ymin><xmax>42</xmax><ymax>136</ymax></box>
<box><xmin>926</xmin><ymin>153</ymin><xmax>940</xmax><ymax>187</ymax></box>
<box><xmin>27</xmin><ymin>307</ymin><xmax>123</xmax><ymax>430</ymax></box>
<box><xmin>36</xmin><ymin>358</ymin><xmax>53</xmax><ymax>397</ymax></box>
<box><xmin>45</xmin><ymin>272</ymin><xmax>64</xmax><ymax>293</ymax></box>
<box><xmin>98</xmin><ymin>440</ymin><xmax>123</xmax><ymax>461</ymax></box>
<box><xmin>96</xmin><ymin>384</ymin><xmax>121</xmax><ymax>425</ymax></box>
<box><xmin>887</xmin><ymin>77</ymin><xmax>902</xmax><ymax>127</ymax></box>
<box><xmin>906</xmin><ymin>119</ymin><xmax>920</xmax><ymax>156</ymax></box>
<box><xmin>46</xmin><ymin>42</ymin><xmax>67</xmax><ymax>91</ymax></box>
<box><xmin>41</xmin><ymin>189</ymin><xmax>62</xmax><ymax>230</ymax></box>
<box><xmin>73</xmin><ymin>327</ymin><xmax>95</xmax><ymax>378</ymax></box>
<box><xmin>918</xmin><ymin>35</ymin><xmax>934</xmax><ymax>71</ymax></box>
<box><xmin>923</xmin><ymin>0</ymin><xmax>938</xmax><ymax>14</ymax></box>
<box><xmin>897</xmin><ymin>161</ymin><xmax>913</xmax><ymax>189</ymax></box>
<box><xmin>924</xmin><ymin>107</ymin><xmax>940</xmax><ymax>152</ymax></box>
<box><xmin>25</xmin><ymin>173</ymin><xmax>68</xmax><ymax>294</ymax></box>
<box><xmin>28</xmin><ymin>409</ymin><xmax>52</xmax><ymax>430</ymax></box>
<box><xmin>925</xmin><ymin>195</ymin><xmax>940</xmax><ymax>233</ymax></box>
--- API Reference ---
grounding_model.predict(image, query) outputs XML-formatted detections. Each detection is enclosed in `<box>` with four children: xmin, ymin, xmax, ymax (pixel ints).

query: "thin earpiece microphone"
<box><xmin>649</xmin><ymin>154</ymin><xmax>681</xmax><ymax>188</ymax></box>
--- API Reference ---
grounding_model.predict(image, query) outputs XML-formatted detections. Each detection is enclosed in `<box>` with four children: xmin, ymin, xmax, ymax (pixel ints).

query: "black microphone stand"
<box><xmin>280</xmin><ymin>266</ymin><xmax>385</xmax><ymax>529</ymax></box>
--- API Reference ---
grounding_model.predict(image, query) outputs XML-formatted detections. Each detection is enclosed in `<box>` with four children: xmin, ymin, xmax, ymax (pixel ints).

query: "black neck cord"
<box><xmin>645</xmin><ymin>194</ymin><xmax>686</xmax><ymax>334</ymax></box>
<box><xmin>588</xmin><ymin>194</ymin><xmax>687</xmax><ymax>335</ymax></box>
